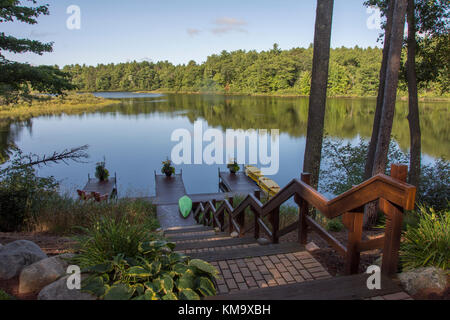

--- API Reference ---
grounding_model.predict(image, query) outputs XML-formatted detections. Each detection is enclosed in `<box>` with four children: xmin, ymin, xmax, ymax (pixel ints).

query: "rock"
<box><xmin>398</xmin><ymin>267</ymin><xmax>448</xmax><ymax>296</ymax></box>
<box><xmin>257</xmin><ymin>238</ymin><xmax>271</xmax><ymax>246</ymax></box>
<box><xmin>38</xmin><ymin>275</ymin><xmax>97</xmax><ymax>301</ymax></box>
<box><xmin>19</xmin><ymin>254</ymin><xmax>76</xmax><ymax>295</ymax></box>
<box><xmin>0</xmin><ymin>240</ymin><xmax>47</xmax><ymax>280</ymax></box>
<box><xmin>214</xmin><ymin>228</ymin><xmax>220</xmax><ymax>233</ymax></box>
<box><xmin>305</xmin><ymin>241</ymin><xmax>320</xmax><ymax>252</ymax></box>
<box><xmin>230</xmin><ymin>232</ymin><xmax>239</xmax><ymax>238</ymax></box>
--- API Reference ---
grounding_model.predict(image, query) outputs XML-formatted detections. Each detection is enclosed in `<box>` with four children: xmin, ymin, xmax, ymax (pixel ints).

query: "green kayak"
<box><xmin>178</xmin><ymin>196</ymin><xmax>193</xmax><ymax>219</ymax></box>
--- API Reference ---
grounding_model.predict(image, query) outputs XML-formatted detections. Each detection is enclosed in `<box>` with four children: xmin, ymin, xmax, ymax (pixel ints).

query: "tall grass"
<box><xmin>400</xmin><ymin>206</ymin><xmax>450</xmax><ymax>271</ymax></box>
<box><xmin>0</xmin><ymin>93</ymin><xmax>120</xmax><ymax>120</ymax></box>
<box><xmin>30</xmin><ymin>195</ymin><xmax>158</xmax><ymax>236</ymax></box>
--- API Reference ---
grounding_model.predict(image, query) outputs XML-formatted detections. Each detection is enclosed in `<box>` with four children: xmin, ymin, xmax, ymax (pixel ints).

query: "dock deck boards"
<box><xmin>219</xmin><ymin>171</ymin><xmax>261</xmax><ymax>194</ymax></box>
<box><xmin>82</xmin><ymin>178</ymin><xmax>117</xmax><ymax>197</ymax></box>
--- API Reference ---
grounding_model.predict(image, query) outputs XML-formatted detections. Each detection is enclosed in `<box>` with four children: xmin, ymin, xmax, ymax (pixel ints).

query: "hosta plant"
<box><xmin>80</xmin><ymin>240</ymin><xmax>219</xmax><ymax>300</ymax></box>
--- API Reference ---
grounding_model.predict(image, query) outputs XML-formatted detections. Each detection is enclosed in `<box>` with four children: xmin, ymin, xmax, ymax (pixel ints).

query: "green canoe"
<box><xmin>178</xmin><ymin>196</ymin><xmax>193</xmax><ymax>219</ymax></box>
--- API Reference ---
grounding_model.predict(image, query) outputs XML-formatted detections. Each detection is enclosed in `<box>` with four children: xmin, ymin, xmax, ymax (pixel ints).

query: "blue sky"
<box><xmin>3</xmin><ymin>0</ymin><xmax>383</xmax><ymax>67</ymax></box>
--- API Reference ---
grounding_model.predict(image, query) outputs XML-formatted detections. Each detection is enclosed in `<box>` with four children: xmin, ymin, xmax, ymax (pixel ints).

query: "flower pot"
<box><xmin>164</xmin><ymin>172</ymin><xmax>173</xmax><ymax>178</ymax></box>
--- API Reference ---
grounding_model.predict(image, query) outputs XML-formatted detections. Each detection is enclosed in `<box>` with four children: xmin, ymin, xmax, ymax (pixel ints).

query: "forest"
<box><xmin>62</xmin><ymin>44</ymin><xmax>448</xmax><ymax>97</ymax></box>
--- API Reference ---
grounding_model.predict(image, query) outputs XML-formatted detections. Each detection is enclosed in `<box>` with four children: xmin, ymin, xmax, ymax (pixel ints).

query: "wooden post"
<box><xmin>253</xmin><ymin>191</ymin><xmax>261</xmax><ymax>239</ymax></box>
<box><xmin>212</xmin><ymin>200</ymin><xmax>217</xmax><ymax>228</ymax></box>
<box><xmin>343</xmin><ymin>212</ymin><xmax>364</xmax><ymax>275</ymax></box>
<box><xmin>381</xmin><ymin>164</ymin><xmax>408</xmax><ymax>275</ymax></box>
<box><xmin>298</xmin><ymin>173</ymin><xmax>311</xmax><ymax>245</ymax></box>
<box><xmin>228</xmin><ymin>197</ymin><xmax>234</xmax><ymax>234</ymax></box>
<box><xmin>271</xmin><ymin>207</ymin><xmax>280</xmax><ymax>244</ymax></box>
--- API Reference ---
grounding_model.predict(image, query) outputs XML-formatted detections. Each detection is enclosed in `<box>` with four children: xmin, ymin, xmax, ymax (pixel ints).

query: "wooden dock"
<box><xmin>219</xmin><ymin>171</ymin><xmax>261</xmax><ymax>195</ymax></box>
<box><xmin>82</xmin><ymin>174</ymin><xmax>117</xmax><ymax>199</ymax></box>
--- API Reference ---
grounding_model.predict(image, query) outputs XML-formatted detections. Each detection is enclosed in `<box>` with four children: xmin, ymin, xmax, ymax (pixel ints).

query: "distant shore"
<box><xmin>101</xmin><ymin>89</ymin><xmax>450</xmax><ymax>102</ymax></box>
<box><xmin>0</xmin><ymin>93</ymin><xmax>121</xmax><ymax>120</ymax></box>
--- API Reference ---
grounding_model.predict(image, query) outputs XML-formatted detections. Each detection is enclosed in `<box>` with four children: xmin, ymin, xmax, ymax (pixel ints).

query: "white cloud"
<box><xmin>187</xmin><ymin>28</ymin><xmax>201</xmax><ymax>36</ymax></box>
<box><xmin>211</xmin><ymin>17</ymin><xmax>248</xmax><ymax>35</ymax></box>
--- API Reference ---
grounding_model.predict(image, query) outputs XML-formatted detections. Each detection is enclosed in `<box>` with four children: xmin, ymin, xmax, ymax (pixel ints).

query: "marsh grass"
<box><xmin>30</xmin><ymin>196</ymin><xmax>158</xmax><ymax>236</ymax></box>
<box><xmin>0</xmin><ymin>93</ymin><xmax>120</xmax><ymax>120</ymax></box>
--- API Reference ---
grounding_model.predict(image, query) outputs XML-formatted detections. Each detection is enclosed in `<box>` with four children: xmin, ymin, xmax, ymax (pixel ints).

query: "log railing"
<box><xmin>193</xmin><ymin>164</ymin><xmax>416</xmax><ymax>276</ymax></box>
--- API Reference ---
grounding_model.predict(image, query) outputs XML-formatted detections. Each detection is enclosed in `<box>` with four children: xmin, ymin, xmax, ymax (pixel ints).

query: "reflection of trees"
<box><xmin>1</xmin><ymin>94</ymin><xmax>448</xmax><ymax>159</ymax></box>
<box><xmin>0</xmin><ymin>120</ymin><xmax>32</xmax><ymax>163</ymax></box>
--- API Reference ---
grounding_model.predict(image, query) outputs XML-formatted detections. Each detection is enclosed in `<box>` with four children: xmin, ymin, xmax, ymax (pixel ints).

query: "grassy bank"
<box><xmin>0</xmin><ymin>93</ymin><xmax>121</xmax><ymax>120</ymax></box>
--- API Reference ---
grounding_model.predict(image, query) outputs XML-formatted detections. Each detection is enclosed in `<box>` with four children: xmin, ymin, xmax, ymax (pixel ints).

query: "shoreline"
<box><xmin>91</xmin><ymin>89</ymin><xmax>450</xmax><ymax>102</ymax></box>
<box><xmin>0</xmin><ymin>93</ymin><xmax>121</xmax><ymax>121</ymax></box>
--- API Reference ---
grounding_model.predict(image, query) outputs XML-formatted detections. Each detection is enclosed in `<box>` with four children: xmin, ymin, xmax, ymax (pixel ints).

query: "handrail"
<box><xmin>193</xmin><ymin>164</ymin><xmax>416</xmax><ymax>276</ymax></box>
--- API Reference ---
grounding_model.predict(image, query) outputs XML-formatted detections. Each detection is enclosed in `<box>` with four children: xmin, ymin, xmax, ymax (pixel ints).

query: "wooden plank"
<box><xmin>188</xmin><ymin>243</ymin><xmax>303</xmax><ymax>262</ymax></box>
<box><xmin>154</xmin><ymin>173</ymin><xmax>186</xmax><ymax>205</ymax></box>
<box><xmin>167</xmin><ymin>233</ymin><xmax>230</xmax><ymax>242</ymax></box>
<box><xmin>219</xmin><ymin>172</ymin><xmax>261</xmax><ymax>194</ymax></box>
<box><xmin>166</xmin><ymin>230</ymin><xmax>217</xmax><ymax>240</ymax></box>
<box><xmin>357</xmin><ymin>236</ymin><xmax>385</xmax><ymax>252</ymax></box>
<box><xmin>82</xmin><ymin>178</ymin><xmax>116</xmax><ymax>196</ymax></box>
<box><xmin>174</xmin><ymin>237</ymin><xmax>257</xmax><ymax>251</ymax></box>
<box><xmin>209</xmin><ymin>274</ymin><xmax>403</xmax><ymax>300</ymax></box>
<box><xmin>164</xmin><ymin>225</ymin><xmax>213</xmax><ymax>235</ymax></box>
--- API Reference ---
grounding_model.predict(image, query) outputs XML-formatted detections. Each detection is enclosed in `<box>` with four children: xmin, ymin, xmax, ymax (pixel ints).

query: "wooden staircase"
<box><xmin>161</xmin><ymin>164</ymin><xmax>416</xmax><ymax>300</ymax></box>
<box><xmin>164</xmin><ymin>225</ymin><xmax>410</xmax><ymax>300</ymax></box>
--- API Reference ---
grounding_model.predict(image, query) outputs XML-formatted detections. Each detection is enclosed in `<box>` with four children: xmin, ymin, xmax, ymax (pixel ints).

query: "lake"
<box><xmin>0</xmin><ymin>93</ymin><xmax>448</xmax><ymax>198</ymax></box>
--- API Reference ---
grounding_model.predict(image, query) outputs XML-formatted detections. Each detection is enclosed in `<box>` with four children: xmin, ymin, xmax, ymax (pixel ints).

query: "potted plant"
<box><xmin>95</xmin><ymin>159</ymin><xmax>110</xmax><ymax>182</ymax></box>
<box><xmin>161</xmin><ymin>158</ymin><xmax>175</xmax><ymax>178</ymax></box>
<box><xmin>227</xmin><ymin>160</ymin><xmax>240</xmax><ymax>174</ymax></box>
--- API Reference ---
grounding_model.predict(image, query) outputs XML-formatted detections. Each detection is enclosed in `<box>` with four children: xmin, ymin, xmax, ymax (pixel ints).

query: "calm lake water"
<box><xmin>0</xmin><ymin>93</ymin><xmax>448</xmax><ymax>197</ymax></box>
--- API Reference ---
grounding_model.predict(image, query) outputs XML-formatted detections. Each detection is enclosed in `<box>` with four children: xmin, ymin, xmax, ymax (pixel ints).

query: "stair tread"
<box><xmin>167</xmin><ymin>232</ymin><xmax>230</xmax><ymax>242</ymax></box>
<box><xmin>209</xmin><ymin>274</ymin><xmax>403</xmax><ymax>300</ymax></box>
<box><xmin>174</xmin><ymin>237</ymin><xmax>257</xmax><ymax>251</ymax></box>
<box><xmin>187</xmin><ymin>242</ymin><xmax>304</xmax><ymax>262</ymax></box>
<box><xmin>164</xmin><ymin>225</ymin><xmax>213</xmax><ymax>235</ymax></box>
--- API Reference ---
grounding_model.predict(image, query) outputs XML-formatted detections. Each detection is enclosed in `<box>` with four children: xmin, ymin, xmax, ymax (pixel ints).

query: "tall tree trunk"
<box><xmin>364</xmin><ymin>0</ymin><xmax>395</xmax><ymax>180</ymax></box>
<box><xmin>365</xmin><ymin>0</ymin><xmax>408</xmax><ymax>227</ymax></box>
<box><xmin>406</xmin><ymin>0</ymin><xmax>421</xmax><ymax>188</ymax></box>
<box><xmin>303</xmin><ymin>0</ymin><xmax>334</xmax><ymax>189</ymax></box>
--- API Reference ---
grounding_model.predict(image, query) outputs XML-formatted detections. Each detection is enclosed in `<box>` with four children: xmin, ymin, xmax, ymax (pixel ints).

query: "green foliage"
<box><xmin>227</xmin><ymin>160</ymin><xmax>240</xmax><ymax>173</ymax></box>
<box><xmin>0</xmin><ymin>289</ymin><xmax>14</xmax><ymax>300</ymax></box>
<box><xmin>400</xmin><ymin>206</ymin><xmax>450</xmax><ymax>271</ymax></box>
<box><xmin>0</xmin><ymin>2</ymin><xmax>75</xmax><ymax>104</ymax></box>
<box><xmin>95</xmin><ymin>159</ymin><xmax>109</xmax><ymax>181</ymax></box>
<box><xmin>320</xmin><ymin>138</ymin><xmax>449</xmax><ymax>210</ymax></box>
<box><xmin>63</xmin><ymin>45</ymin><xmax>447</xmax><ymax>97</ymax></box>
<box><xmin>161</xmin><ymin>158</ymin><xmax>175</xmax><ymax>176</ymax></box>
<box><xmin>419</xmin><ymin>159</ymin><xmax>449</xmax><ymax>211</ymax></box>
<box><xmin>78</xmin><ymin>238</ymin><xmax>219</xmax><ymax>300</ymax></box>
<box><xmin>0</xmin><ymin>147</ymin><xmax>58</xmax><ymax>231</ymax></box>
<box><xmin>326</xmin><ymin>218</ymin><xmax>344</xmax><ymax>232</ymax></box>
<box><xmin>73</xmin><ymin>215</ymin><xmax>156</xmax><ymax>267</ymax></box>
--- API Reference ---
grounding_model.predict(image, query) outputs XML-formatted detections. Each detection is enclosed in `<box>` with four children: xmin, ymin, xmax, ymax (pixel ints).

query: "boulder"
<box><xmin>38</xmin><ymin>275</ymin><xmax>97</xmax><ymax>301</ymax></box>
<box><xmin>398</xmin><ymin>267</ymin><xmax>448</xmax><ymax>296</ymax></box>
<box><xmin>19</xmin><ymin>254</ymin><xmax>76</xmax><ymax>295</ymax></box>
<box><xmin>230</xmin><ymin>232</ymin><xmax>239</xmax><ymax>238</ymax></box>
<box><xmin>0</xmin><ymin>240</ymin><xmax>47</xmax><ymax>280</ymax></box>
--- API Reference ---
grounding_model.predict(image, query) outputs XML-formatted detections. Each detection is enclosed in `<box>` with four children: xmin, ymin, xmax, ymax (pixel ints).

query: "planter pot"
<box><xmin>164</xmin><ymin>172</ymin><xmax>173</xmax><ymax>178</ymax></box>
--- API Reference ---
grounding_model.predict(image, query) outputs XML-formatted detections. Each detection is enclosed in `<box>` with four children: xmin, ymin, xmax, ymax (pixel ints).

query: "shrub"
<box><xmin>73</xmin><ymin>215</ymin><xmax>156</xmax><ymax>267</ymax></box>
<box><xmin>0</xmin><ymin>289</ymin><xmax>14</xmax><ymax>300</ymax></box>
<box><xmin>326</xmin><ymin>218</ymin><xmax>345</xmax><ymax>232</ymax></box>
<box><xmin>400</xmin><ymin>206</ymin><xmax>450</xmax><ymax>271</ymax></box>
<box><xmin>76</xmin><ymin>233</ymin><xmax>219</xmax><ymax>300</ymax></box>
<box><xmin>419</xmin><ymin>159</ymin><xmax>449</xmax><ymax>211</ymax></box>
<box><xmin>95</xmin><ymin>160</ymin><xmax>110</xmax><ymax>181</ymax></box>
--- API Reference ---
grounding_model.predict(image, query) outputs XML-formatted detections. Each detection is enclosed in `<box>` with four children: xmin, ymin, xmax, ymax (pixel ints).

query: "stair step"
<box><xmin>209</xmin><ymin>274</ymin><xmax>404</xmax><ymax>300</ymax></box>
<box><xmin>167</xmin><ymin>232</ymin><xmax>230</xmax><ymax>242</ymax></box>
<box><xmin>174</xmin><ymin>237</ymin><xmax>257</xmax><ymax>251</ymax></box>
<box><xmin>164</xmin><ymin>225</ymin><xmax>213</xmax><ymax>235</ymax></box>
<box><xmin>188</xmin><ymin>242</ymin><xmax>304</xmax><ymax>262</ymax></box>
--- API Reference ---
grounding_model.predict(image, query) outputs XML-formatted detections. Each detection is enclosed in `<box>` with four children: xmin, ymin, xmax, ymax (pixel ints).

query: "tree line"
<box><xmin>62</xmin><ymin>44</ymin><xmax>447</xmax><ymax>97</ymax></box>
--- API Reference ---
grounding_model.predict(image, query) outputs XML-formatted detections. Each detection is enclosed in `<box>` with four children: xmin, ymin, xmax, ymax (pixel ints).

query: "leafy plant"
<box><xmin>161</xmin><ymin>158</ymin><xmax>175</xmax><ymax>177</ymax></box>
<box><xmin>0</xmin><ymin>289</ymin><xmax>14</xmax><ymax>300</ymax></box>
<box><xmin>80</xmin><ymin>240</ymin><xmax>218</xmax><ymax>300</ymax></box>
<box><xmin>227</xmin><ymin>160</ymin><xmax>240</xmax><ymax>173</ymax></box>
<box><xmin>400</xmin><ymin>206</ymin><xmax>450</xmax><ymax>271</ymax></box>
<box><xmin>95</xmin><ymin>159</ymin><xmax>110</xmax><ymax>181</ymax></box>
<box><xmin>326</xmin><ymin>218</ymin><xmax>345</xmax><ymax>232</ymax></box>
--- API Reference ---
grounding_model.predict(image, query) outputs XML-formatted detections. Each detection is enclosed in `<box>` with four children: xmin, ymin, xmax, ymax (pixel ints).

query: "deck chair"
<box><xmin>92</xmin><ymin>192</ymin><xmax>109</xmax><ymax>202</ymax></box>
<box><xmin>77</xmin><ymin>190</ymin><xmax>93</xmax><ymax>201</ymax></box>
